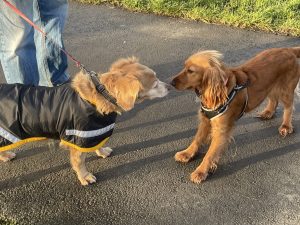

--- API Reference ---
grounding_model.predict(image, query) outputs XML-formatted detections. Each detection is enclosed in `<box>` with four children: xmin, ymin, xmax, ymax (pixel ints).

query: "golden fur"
<box><xmin>0</xmin><ymin>57</ymin><xmax>169</xmax><ymax>186</ymax></box>
<box><xmin>171</xmin><ymin>47</ymin><xmax>300</xmax><ymax>183</ymax></box>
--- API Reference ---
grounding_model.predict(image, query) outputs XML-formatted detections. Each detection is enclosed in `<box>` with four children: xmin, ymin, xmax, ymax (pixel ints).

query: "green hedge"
<box><xmin>76</xmin><ymin>0</ymin><xmax>300</xmax><ymax>36</ymax></box>
<box><xmin>0</xmin><ymin>218</ymin><xmax>16</xmax><ymax>225</ymax></box>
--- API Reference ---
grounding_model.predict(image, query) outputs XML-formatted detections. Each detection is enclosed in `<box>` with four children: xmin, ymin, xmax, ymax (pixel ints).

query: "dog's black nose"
<box><xmin>170</xmin><ymin>79</ymin><xmax>176</xmax><ymax>87</ymax></box>
<box><xmin>166</xmin><ymin>83</ymin><xmax>173</xmax><ymax>91</ymax></box>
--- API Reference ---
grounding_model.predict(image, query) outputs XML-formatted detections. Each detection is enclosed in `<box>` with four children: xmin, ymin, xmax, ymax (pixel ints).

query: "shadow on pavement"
<box><xmin>0</xmin><ymin>119</ymin><xmax>299</xmax><ymax>191</ymax></box>
<box><xmin>210</xmin><ymin>141</ymin><xmax>300</xmax><ymax>181</ymax></box>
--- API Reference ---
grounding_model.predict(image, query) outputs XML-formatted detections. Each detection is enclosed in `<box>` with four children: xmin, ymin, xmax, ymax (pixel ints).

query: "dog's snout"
<box><xmin>166</xmin><ymin>83</ymin><xmax>173</xmax><ymax>91</ymax></box>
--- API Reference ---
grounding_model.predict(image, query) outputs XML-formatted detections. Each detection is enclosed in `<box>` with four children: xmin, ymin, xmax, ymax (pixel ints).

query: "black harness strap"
<box><xmin>198</xmin><ymin>80</ymin><xmax>249</xmax><ymax>120</ymax></box>
<box><xmin>79</xmin><ymin>64</ymin><xmax>123</xmax><ymax>111</ymax></box>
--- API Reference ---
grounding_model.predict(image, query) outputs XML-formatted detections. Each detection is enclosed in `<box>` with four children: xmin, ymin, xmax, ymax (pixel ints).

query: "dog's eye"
<box><xmin>187</xmin><ymin>69</ymin><xmax>194</xmax><ymax>73</ymax></box>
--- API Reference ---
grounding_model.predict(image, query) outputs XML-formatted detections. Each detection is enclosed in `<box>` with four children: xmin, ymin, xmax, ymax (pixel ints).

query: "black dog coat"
<box><xmin>0</xmin><ymin>83</ymin><xmax>117</xmax><ymax>152</ymax></box>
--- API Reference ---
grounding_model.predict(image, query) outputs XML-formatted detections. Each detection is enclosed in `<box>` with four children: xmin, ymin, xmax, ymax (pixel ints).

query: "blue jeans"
<box><xmin>0</xmin><ymin>0</ymin><xmax>69</xmax><ymax>86</ymax></box>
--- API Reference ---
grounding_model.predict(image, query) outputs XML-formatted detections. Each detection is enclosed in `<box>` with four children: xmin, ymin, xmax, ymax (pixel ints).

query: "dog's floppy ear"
<box><xmin>116</xmin><ymin>78</ymin><xmax>140</xmax><ymax>111</ymax></box>
<box><xmin>202</xmin><ymin>67</ymin><xmax>228</xmax><ymax>108</ymax></box>
<box><xmin>103</xmin><ymin>73</ymin><xmax>141</xmax><ymax>111</ymax></box>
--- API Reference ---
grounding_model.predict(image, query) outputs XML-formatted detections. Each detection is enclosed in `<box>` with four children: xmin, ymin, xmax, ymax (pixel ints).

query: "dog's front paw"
<box><xmin>0</xmin><ymin>152</ymin><xmax>16</xmax><ymax>162</ymax></box>
<box><xmin>190</xmin><ymin>170</ymin><xmax>208</xmax><ymax>184</ymax></box>
<box><xmin>175</xmin><ymin>150</ymin><xmax>194</xmax><ymax>163</ymax></box>
<box><xmin>279</xmin><ymin>124</ymin><xmax>293</xmax><ymax>137</ymax></box>
<box><xmin>79</xmin><ymin>173</ymin><xmax>97</xmax><ymax>186</ymax></box>
<box><xmin>95</xmin><ymin>147</ymin><xmax>113</xmax><ymax>158</ymax></box>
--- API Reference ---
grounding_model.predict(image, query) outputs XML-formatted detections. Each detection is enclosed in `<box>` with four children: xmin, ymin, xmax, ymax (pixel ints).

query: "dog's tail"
<box><xmin>290</xmin><ymin>47</ymin><xmax>300</xmax><ymax>58</ymax></box>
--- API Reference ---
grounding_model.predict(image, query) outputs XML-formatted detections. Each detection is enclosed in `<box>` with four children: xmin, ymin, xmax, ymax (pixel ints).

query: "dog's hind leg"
<box><xmin>279</xmin><ymin>95</ymin><xmax>294</xmax><ymax>137</ymax></box>
<box><xmin>70</xmin><ymin>148</ymin><xmax>96</xmax><ymax>185</ymax></box>
<box><xmin>258</xmin><ymin>96</ymin><xmax>278</xmax><ymax>119</ymax></box>
<box><xmin>278</xmin><ymin>70</ymin><xmax>299</xmax><ymax>137</ymax></box>
<box><xmin>0</xmin><ymin>151</ymin><xmax>16</xmax><ymax>162</ymax></box>
<box><xmin>175</xmin><ymin>114</ymin><xmax>211</xmax><ymax>163</ymax></box>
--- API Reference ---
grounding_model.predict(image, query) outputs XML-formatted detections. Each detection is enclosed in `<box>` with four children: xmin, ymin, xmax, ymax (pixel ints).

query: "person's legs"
<box><xmin>33</xmin><ymin>0</ymin><xmax>69</xmax><ymax>86</ymax></box>
<box><xmin>0</xmin><ymin>1</ymin><xmax>37</xmax><ymax>162</ymax></box>
<box><xmin>0</xmin><ymin>0</ymin><xmax>41</xmax><ymax>85</ymax></box>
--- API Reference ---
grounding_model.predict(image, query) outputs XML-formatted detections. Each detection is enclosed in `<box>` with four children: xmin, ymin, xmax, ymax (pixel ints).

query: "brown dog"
<box><xmin>0</xmin><ymin>57</ymin><xmax>169</xmax><ymax>185</ymax></box>
<box><xmin>171</xmin><ymin>47</ymin><xmax>300</xmax><ymax>183</ymax></box>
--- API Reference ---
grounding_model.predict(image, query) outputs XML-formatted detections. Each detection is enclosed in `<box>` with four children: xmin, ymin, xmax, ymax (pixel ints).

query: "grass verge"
<box><xmin>0</xmin><ymin>217</ymin><xmax>16</xmax><ymax>225</ymax></box>
<box><xmin>76</xmin><ymin>0</ymin><xmax>300</xmax><ymax>36</ymax></box>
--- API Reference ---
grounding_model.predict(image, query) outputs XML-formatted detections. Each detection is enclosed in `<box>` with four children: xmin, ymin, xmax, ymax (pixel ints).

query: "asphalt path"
<box><xmin>0</xmin><ymin>2</ymin><xmax>300</xmax><ymax>225</ymax></box>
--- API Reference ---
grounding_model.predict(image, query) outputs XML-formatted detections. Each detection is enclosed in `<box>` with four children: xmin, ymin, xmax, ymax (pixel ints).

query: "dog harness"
<box><xmin>196</xmin><ymin>81</ymin><xmax>249</xmax><ymax>120</ymax></box>
<box><xmin>0</xmin><ymin>83</ymin><xmax>117</xmax><ymax>152</ymax></box>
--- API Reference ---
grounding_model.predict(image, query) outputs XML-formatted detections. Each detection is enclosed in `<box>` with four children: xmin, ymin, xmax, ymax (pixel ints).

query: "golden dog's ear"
<box><xmin>116</xmin><ymin>77</ymin><xmax>140</xmax><ymax>111</ymax></box>
<box><xmin>103</xmin><ymin>73</ymin><xmax>141</xmax><ymax>111</ymax></box>
<box><xmin>202</xmin><ymin>67</ymin><xmax>228</xmax><ymax>108</ymax></box>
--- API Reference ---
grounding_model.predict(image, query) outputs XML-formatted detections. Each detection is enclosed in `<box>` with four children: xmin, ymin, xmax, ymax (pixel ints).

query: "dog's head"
<box><xmin>170</xmin><ymin>50</ymin><xmax>228</xmax><ymax>109</ymax></box>
<box><xmin>98</xmin><ymin>57</ymin><xmax>169</xmax><ymax>111</ymax></box>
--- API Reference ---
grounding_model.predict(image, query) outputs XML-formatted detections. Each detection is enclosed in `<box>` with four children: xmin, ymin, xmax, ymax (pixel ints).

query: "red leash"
<box><xmin>2</xmin><ymin>0</ymin><xmax>83</xmax><ymax>69</ymax></box>
<box><xmin>2</xmin><ymin>0</ymin><xmax>123</xmax><ymax>109</ymax></box>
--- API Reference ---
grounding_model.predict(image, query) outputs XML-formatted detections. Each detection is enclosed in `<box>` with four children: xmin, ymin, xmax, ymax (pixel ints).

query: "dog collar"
<box><xmin>89</xmin><ymin>73</ymin><xmax>121</xmax><ymax>108</ymax></box>
<box><xmin>79</xmin><ymin>65</ymin><xmax>124</xmax><ymax>111</ymax></box>
<box><xmin>196</xmin><ymin>80</ymin><xmax>249</xmax><ymax>120</ymax></box>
